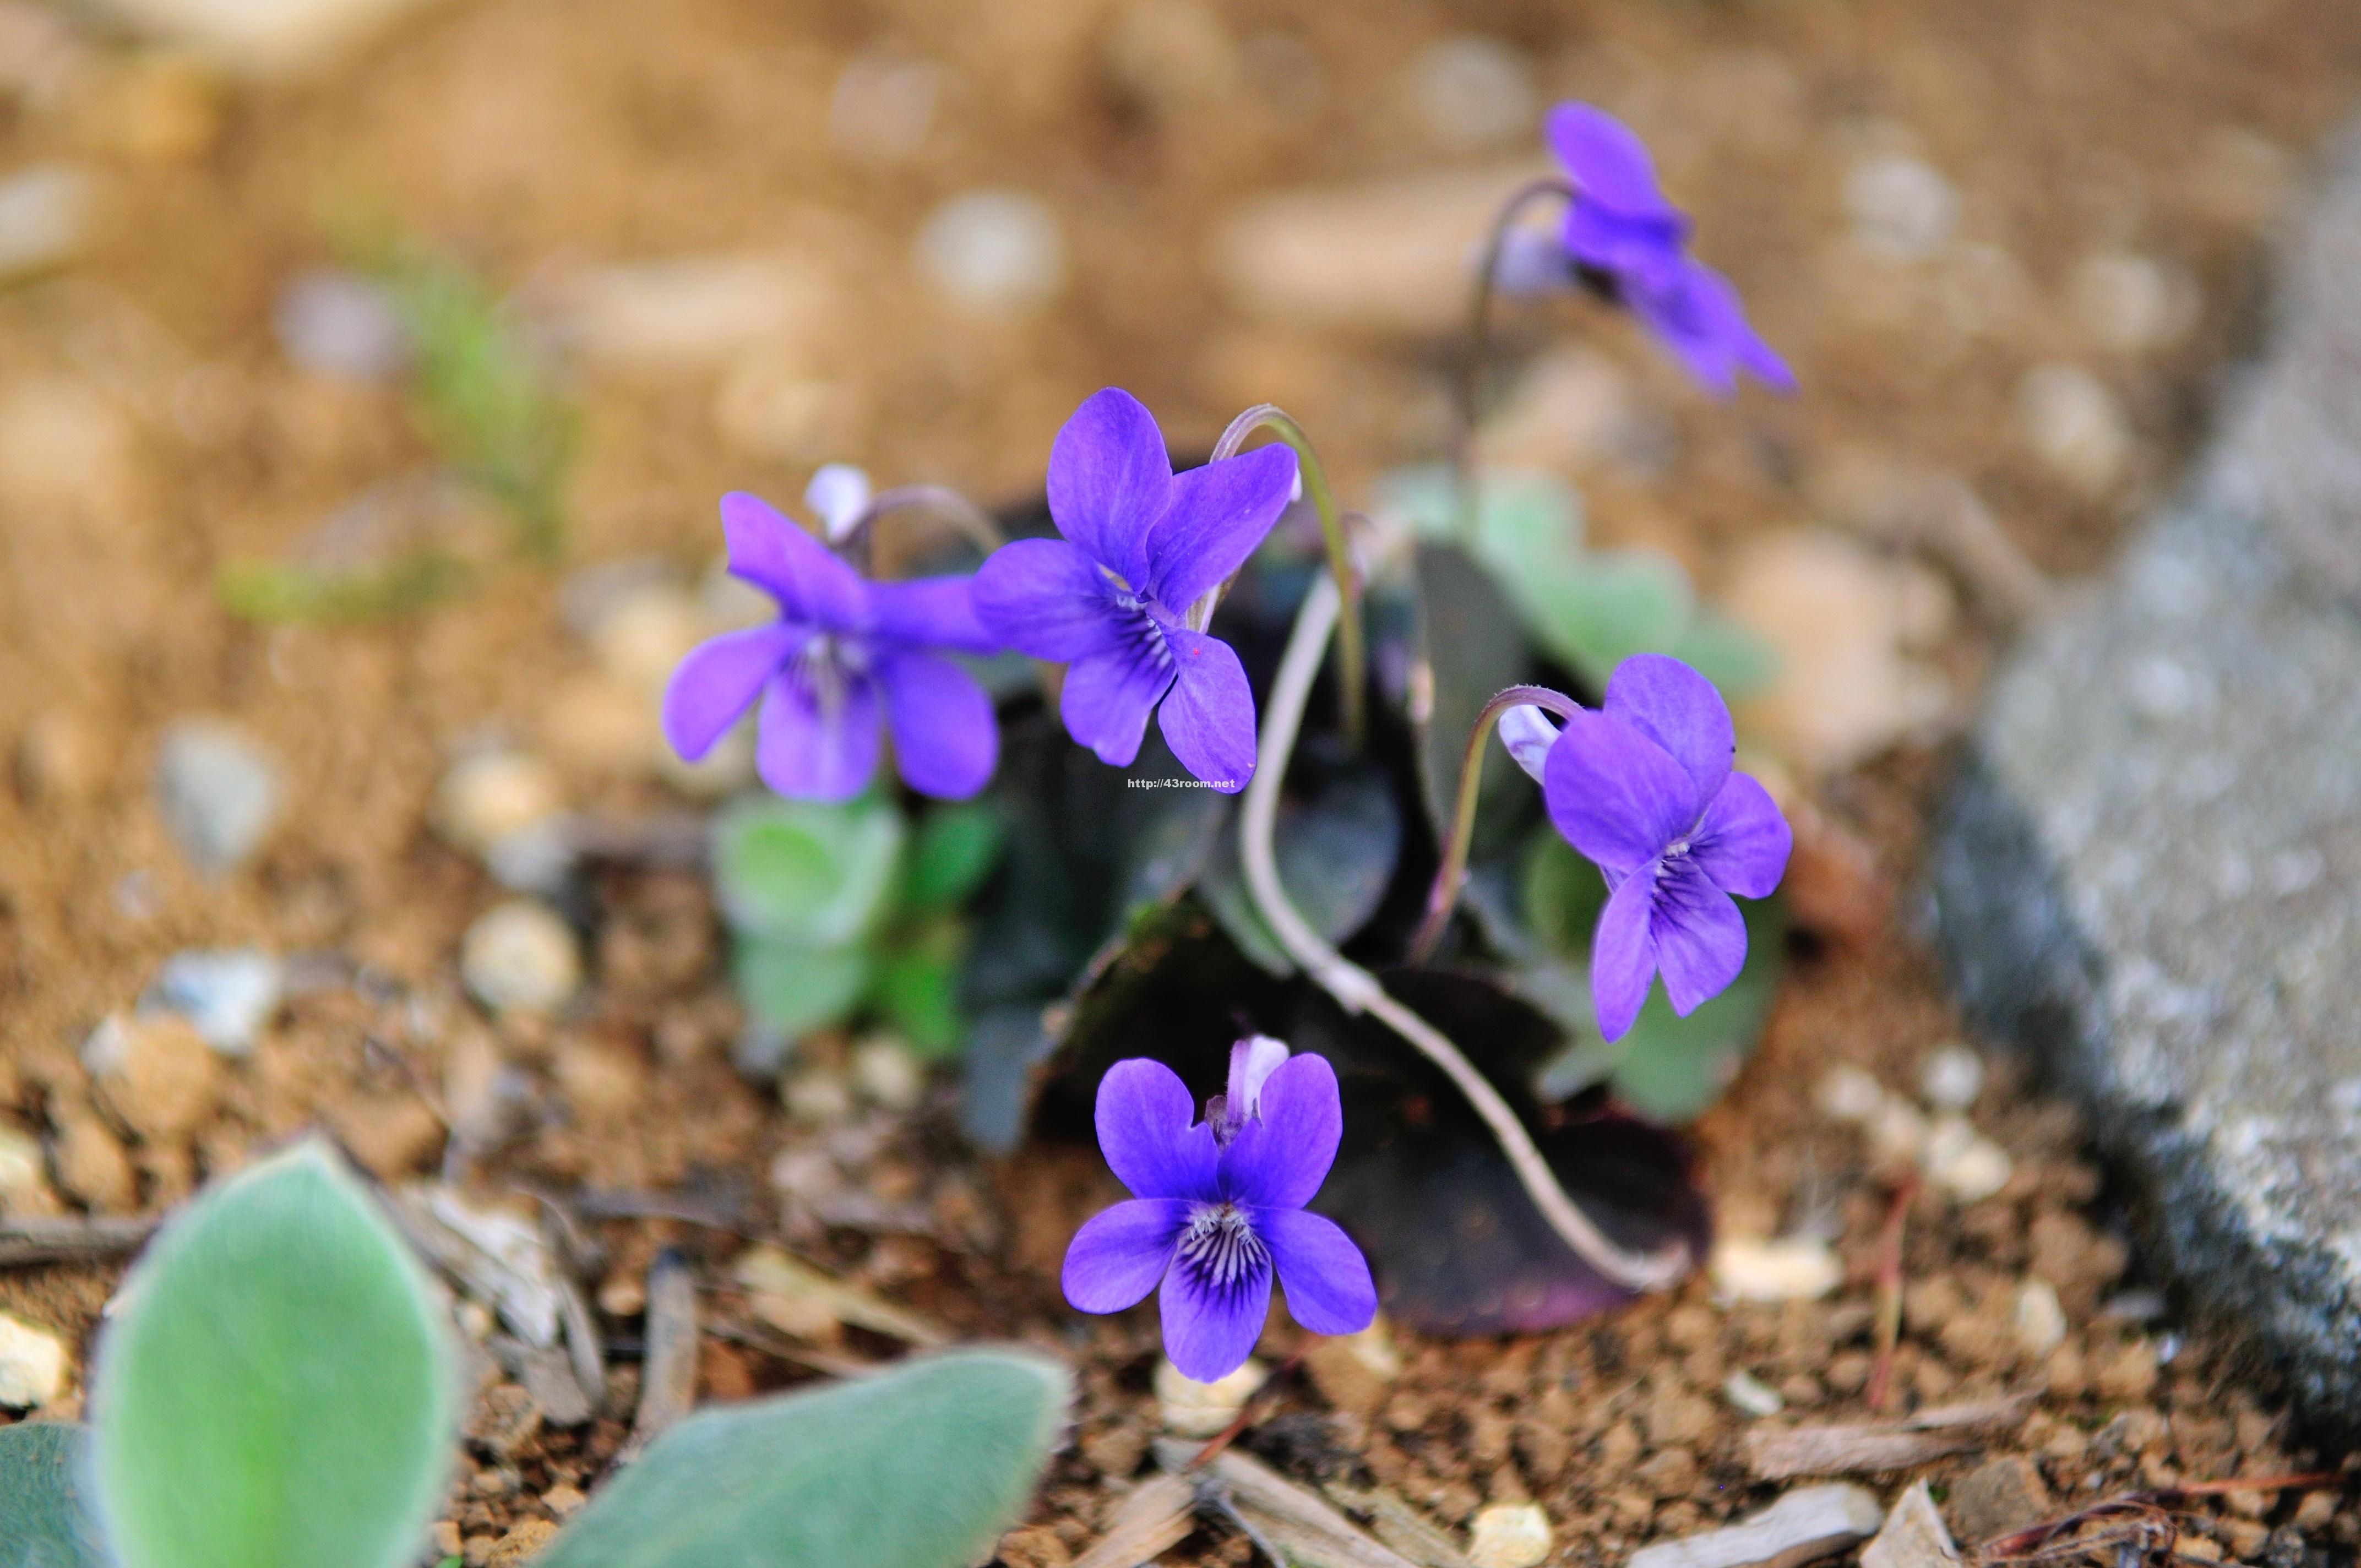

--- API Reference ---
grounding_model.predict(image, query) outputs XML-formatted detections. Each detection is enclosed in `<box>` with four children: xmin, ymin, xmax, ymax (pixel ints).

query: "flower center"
<box><xmin>794</xmin><ymin>634</ymin><xmax>871</xmax><ymax>713</ymax></box>
<box><xmin>1176</xmin><ymin>1202</ymin><xmax>1266</xmax><ymax>1289</ymax></box>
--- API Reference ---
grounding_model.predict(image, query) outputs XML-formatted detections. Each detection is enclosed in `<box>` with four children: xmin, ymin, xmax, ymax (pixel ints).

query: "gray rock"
<box><xmin>1934</xmin><ymin>120</ymin><xmax>2361</xmax><ymax>1440</ymax></box>
<box><xmin>154</xmin><ymin>718</ymin><xmax>280</xmax><ymax>874</ymax></box>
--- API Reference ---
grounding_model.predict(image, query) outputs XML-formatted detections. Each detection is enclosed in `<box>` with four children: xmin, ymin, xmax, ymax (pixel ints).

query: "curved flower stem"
<box><xmin>1405</xmin><ymin>684</ymin><xmax>1582</xmax><ymax>965</ymax></box>
<box><xmin>851</xmin><ymin>484</ymin><xmax>1005</xmax><ymax>561</ymax></box>
<box><xmin>1209</xmin><ymin>404</ymin><xmax>1364</xmax><ymax>749</ymax></box>
<box><xmin>1452</xmin><ymin>177</ymin><xmax>1576</xmax><ymax>543</ymax></box>
<box><xmin>1242</xmin><ymin>571</ymin><xmax>1688</xmax><ymax>1295</ymax></box>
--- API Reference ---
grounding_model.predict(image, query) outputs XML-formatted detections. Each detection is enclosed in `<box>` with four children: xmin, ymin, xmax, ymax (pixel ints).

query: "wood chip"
<box><xmin>1155</xmin><ymin>1438</ymin><xmax>1422</xmax><ymax>1568</ymax></box>
<box><xmin>733</xmin><ymin>1244</ymin><xmax>948</xmax><ymax>1347</ymax></box>
<box><xmin>1324</xmin><ymin>1482</ymin><xmax>1474</xmax><ymax>1568</ymax></box>
<box><xmin>1862</xmin><ymin>1482</ymin><xmax>1961</xmax><ymax>1568</ymax></box>
<box><xmin>0</xmin><ymin>1215</ymin><xmax>154</xmax><ymax>1267</ymax></box>
<box><xmin>1747</xmin><ymin>1397</ymin><xmax>2032</xmax><ymax>1480</ymax></box>
<box><xmin>1628</xmin><ymin>1484</ymin><xmax>1885</xmax><ymax>1568</ymax></box>
<box><xmin>1071</xmin><ymin>1474</ymin><xmax>1198</xmax><ymax>1568</ymax></box>
<box><xmin>619</xmin><ymin>1250</ymin><xmax>698</xmax><ymax>1464</ymax></box>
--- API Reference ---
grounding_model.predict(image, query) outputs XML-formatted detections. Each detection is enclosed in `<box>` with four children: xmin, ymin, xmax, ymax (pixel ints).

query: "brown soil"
<box><xmin>3</xmin><ymin>0</ymin><xmax>2361</xmax><ymax>1564</ymax></box>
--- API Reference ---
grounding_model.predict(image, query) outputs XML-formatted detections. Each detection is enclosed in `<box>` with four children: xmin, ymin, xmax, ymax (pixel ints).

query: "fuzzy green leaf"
<box><xmin>538</xmin><ymin>1349</ymin><xmax>1071</xmax><ymax>1568</ymax></box>
<box><xmin>0</xmin><ymin>1422</ymin><xmax>106</xmax><ymax>1568</ymax></box>
<box><xmin>733</xmin><ymin>939</ymin><xmax>872</xmax><ymax>1038</ymax></box>
<box><xmin>89</xmin><ymin>1140</ymin><xmax>455</xmax><ymax>1568</ymax></box>
<box><xmin>904</xmin><ymin>802</ymin><xmax>1008</xmax><ymax>913</ymax></box>
<box><xmin>714</xmin><ymin>793</ymin><xmax>906</xmax><ymax>948</ymax></box>
<box><xmin>874</xmin><ymin>919</ymin><xmax>969</xmax><ymax>1058</ymax></box>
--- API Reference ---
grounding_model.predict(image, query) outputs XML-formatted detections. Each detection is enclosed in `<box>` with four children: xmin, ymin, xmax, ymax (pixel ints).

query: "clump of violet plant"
<box><xmin>1063</xmin><ymin>1037</ymin><xmax>1375</xmax><ymax>1382</ymax></box>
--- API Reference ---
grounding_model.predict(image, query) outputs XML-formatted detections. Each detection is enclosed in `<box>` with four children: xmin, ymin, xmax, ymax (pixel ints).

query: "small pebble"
<box><xmin>460</xmin><ymin>901</ymin><xmax>581</xmax><ymax>1017</ymax></box>
<box><xmin>542</xmin><ymin>1483</ymin><xmax>587</xmax><ymax>1519</ymax></box>
<box><xmin>143</xmin><ymin>948</ymin><xmax>284</xmax><ymax>1054</ymax></box>
<box><xmin>1710</xmin><ymin>1234</ymin><xmax>1842</xmax><ymax>1302</ymax></box>
<box><xmin>781</xmin><ymin>1069</ymin><xmax>855</xmax><ymax>1125</ymax></box>
<box><xmin>1868</xmin><ymin>1096</ymin><xmax>1931</xmax><ymax>1167</ymax></box>
<box><xmin>1921</xmin><ymin>1115</ymin><xmax>2012</xmax><ymax>1202</ymax></box>
<box><xmin>485</xmin><ymin>1518</ymin><xmax>558</xmax><ymax>1567</ymax></box>
<box><xmin>1408</xmin><ymin>36</ymin><xmax>1535</xmax><ymax>152</ymax></box>
<box><xmin>850</xmin><ymin>1037</ymin><xmax>925</xmax><ymax>1112</ymax></box>
<box><xmin>1846</xmin><ymin>154</ymin><xmax>1958</xmax><ymax>259</ymax></box>
<box><xmin>155</xmin><ymin>718</ymin><xmax>281</xmax><ymax>874</ymax></box>
<box><xmin>1723</xmin><ymin>1368</ymin><xmax>1785</xmax><ymax>1418</ymax></box>
<box><xmin>1919</xmin><ymin>1044</ymin><xmax>1984</xmax><ymax>1111</ymax></box>
<box><xmin>432</xmin><ymin>750</ymin><xmax>565</xmax><ymax>859</ymax></box>
<box><xmin>916</xmin><ymin>191</ymin><xmax>1065</xmax><ymax>313</ymax></box>
<box><xmin>274</xmin><ymin>269</ymin><xmax>407</xmax><ymax>380</ymax></box>
<box><xmin>1302</xmin><ymin>1319</ymin><xmax>1401</xmax><ymax>1415</ymax></box>
<box><xmin>1818</xmin><ymin>1065</ymin><xmax>1886</xmax><ymax>1123</ymax></box>
<box><xmin>1154</xmin><ymin>1355</ymin><xmax>1265</xmax><ymax>1438</ymax></box>
<box><xmin>83</xmin><ymin>1012</ymin><xmax>222</xmax><ymax>1140</ymax></box>
<box><xmin>0</xmin><ymin>165</ymin><xmax>91</xmax><ymax>279</ymax></box>
<box><xmin>50</xmin><ymin>1110</ymin><xmax>134</xmax><ymax>1211</ymax></box>
<box><xmin>0</xmin><ymin>1125</ymin><xmax>46</xmax><ymax>1207</ymax></box>
<box><xmin>2015</xmin><ymin>1279</ymin><xmax>2068</xmax><ymax>1357</ymax></box>
<box><xmin>1467</xmin><ymin>1502</ymin><xmax>1553</xmax><ymax>1568</ymax></box>
<box><xmin>2072</xmin><ymin>252</ymin><xmax>2196</xmax><ymax>352</ymax></box>
<box><xmin>2017</xmin><ymin>364</ymin><xmax>2132</xmax><ymax>496</ymax></box>
<box><xmin>589</xmin><ymin>583</ymin><xmax>706</xmax><ymax>699</ymax></box>
<box><xmin>0</xmin><ymin>1309</ymin><xmax>68</xmax><ymax>1408</ymax></box>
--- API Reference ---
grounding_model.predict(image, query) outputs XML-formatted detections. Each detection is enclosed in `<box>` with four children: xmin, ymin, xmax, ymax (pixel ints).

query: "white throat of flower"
<box><xmin>1206</xmin><ymin>1034</ymin><xmax>1290</xmax><ymax>1146</ymax></box>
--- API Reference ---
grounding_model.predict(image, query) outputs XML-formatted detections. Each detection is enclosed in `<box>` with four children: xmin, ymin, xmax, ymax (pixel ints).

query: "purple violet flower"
<box><xmin>972</xmin><ymin>389</ymin><xmax>1297</xmax><ymax>794</ymax></box>
<box><xmin>1542</xmin><ymin>102</ymin><xmax>1794</xmax><ymax>397</ymax></box>
<box><xmin>1513</xmin><ymin>655</ymin><xmax>1792</xmax><ymax>1042</ymax></box>
<box><xmin>1063</xmin><ymin>1037</ymin><xmax>1377</xmax><ymax>1383</ymax></box>
<box><xmin>661</xmin><ymin>490</ymin><xmax>1002</xmax><ymax>803</ymax></box>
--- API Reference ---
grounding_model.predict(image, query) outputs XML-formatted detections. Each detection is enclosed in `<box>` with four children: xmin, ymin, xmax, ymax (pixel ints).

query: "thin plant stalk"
<box><xmin>1452</xmin><ymin>177</ymin><xmax>1575</xmax><ymax>542</ymax></box>
<box><xmin>1405</xmin><ymin>684</ymin><xmax>1580</xmax><ymax>964</ymax></box>
<box><xmin>1209</xmin><ymin>404</ymin><xmax>1364</xmax><ymax>748</ymax></box>
<box><xmin>1239</xmin><ymin>570</ymin><xmax>1688</xmax><ymax>1294</ymax></box>
<box><xmin>840</xmin><ymin>484</ymin><xmax>1005</xmax><ymax>570</ymax></box>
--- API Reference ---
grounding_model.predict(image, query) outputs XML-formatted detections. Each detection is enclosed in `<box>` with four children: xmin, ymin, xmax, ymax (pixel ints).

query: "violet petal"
<box><xmin>1591</xmin><ymin>862</ymin><xmax>1660</xmax><ymax>1042</ymax></box>
<box><xmin>1497</xmin><ymin>704</ymin><xmax>1562</xmax><ymax>784</ymax></box>
<box><xmin>1602</xmin><ymin>654</ymin><xmax>1733</xmax><ymax>808</ymax></box>
<box><xmin>1094</xmin><ymin>1058</ymin><xmax>1220</xmax><ymax>1202</ymax></box>
<box><xmin>754</xmin><ymin>661</ymin><xmax>880</xmax><ymax>802</ymax></box>
<box><xmin>1047</xmin><ymin>387</ymin><xmax>1172</xmax><ymax>587</ymax></box>
<box><xmin>1158</xmin><ymin>1243</ymin><xmax>1272</xmax><ymax>1384</ymax></box>
<box><xmin>1652</xmin><ymin>857</ymin><xmax>1748</xmax><ymax>1016</ymax></box>
<box><xmin>876</xmin><ymin>648</ymin><xmax>998</xmax><ymax>800</ymax></box>
<box><xmin>1543</xmin><ymin>707</ymin><xmax>1698</xmax><ymax>873</ymax></box>
<box><xmin>1154</xmin><ymin>624</ymin><xmax>1256</xmax><ymax>793</ymax></box>
<box><xmin>1062</xmin><ymin>1197</ymin><xmax>1189</xmax><ymax>1313</ymax></box>
<box><xmin>1690</xmin><ymin>772</ymin><xmax>1791</xmax><ymax>899</ymax></box>
<box><xmin>720</xmin><ymin>491</ymin><xmax>868</xmax><ymax>630</ymax></box>
<box><xmin>1218</xmin><ymin>1052</ymin><xmax>1341</xmax><ymax>1211</ymax></box>
<box><xmin>869</xmin><ymin>575</ymin><xmax>1002</xmax><ymax>656</ymax></box>
<box><xmin>660</xmin><ymin>623</ymin><xmax>799</xmax><ymax>760</ymax></box>
<box><xmin>1144</xmin><ymin>443</ymin><xmax>1298</xmax><ymax>612</ymax></box>
<box><xmin>1062</xmin><ymin>637</ymin><xmax>1176</xmax><ymax>768</ymax></box>
<box><xmin>1544</xmin><ymin>102</ymin><xmax>1684</xmax><ymax>219</ymax></box>
<box><xmin>1257</xmin><ymin>1206</ymin><xmax>1377</xmax><ymax>1336</ymax></box>
<box><xmin>972</xmin><ymin>537</ymin><xmax>1125</xmax><ymax>662</ymax></box>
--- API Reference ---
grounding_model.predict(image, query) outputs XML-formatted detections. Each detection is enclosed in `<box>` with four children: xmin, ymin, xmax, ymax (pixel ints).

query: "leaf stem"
<box><xmin>1452</xmin><ymin>177</ymin><xmax>1576</xmax><ymax>543</ymax></box>
<box><xmin>1241</xmin><ymin>571</ymin><xmax>1687</xmax><ymax>1294</ymax></box>
<box><xmin>1210</xmin><ymin>404</ymin><xmax>1364</xmax><ymax>749</ymax></box>
<box><xmin>1405</xmin><ymin>684</ymin><xmax>1581</xmax><ymax>964</ymax></box>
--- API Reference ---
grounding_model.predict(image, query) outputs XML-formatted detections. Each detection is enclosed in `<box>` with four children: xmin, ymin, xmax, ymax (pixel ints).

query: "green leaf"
<box><xmin>538</xmin><ymin>1349</ymin><xmax>1071</xmax><ymax>1568</ymax></box>
<box><xmin>904</xmin><ymin>803</ymin><xmax>1007</xmax><ymax>914</ymax></box>
<box><xmin>1509</xmin><ymin>549</ymin><xmax>1695</xmax><ymax>685</ymax></box>
<box><xmin>714</xmin><ymin>793</ymin><xmax>906</xmax><ymax>948</ymax></box>
<box><xmin>216</xmin><ymin>551</ymin><xmax>477</xmax><ymax>626</ymax></box>
<box><xmin>1519</xmin><ymin>826</ymin><xmax>1608</xmax><ymax>960</ymax></box>
<box><xmin>1201</xmin><ymin>765</ymin><xmax>1402</xmax><ymax>976</ymax></box>
<box><xmin>733</xmin><ymin>939</ymin><xmax>872</xmax><ymax>1038</ymax></box>
<box><xmin>1410</xmin><ymin>541</ymin><xmax>1535</xmax><ymax>858</ymax></box>
<box><xmin>1607</xmin><ymin>896</ymin><xmax>1786</xmax><ymax>1120</ymax></box>
<box><xmin>89</xmin><ymin>1140</ymin><xmax>455</xmax><ymax>1568</ymax></box>
<box><xmin>1381</xmin><ymin>465</ymin><xmax>1586</xmax><ymax>571</ymax></box>
<box><xmin>0</xmin><ymin>1422</ymin><xmax>106</xmax><ymax>1568</ymax></box>
<box><xmin>874</xmin><ymin>919</ymin><xmax>969</xmax><ymax>1058</ymax></box>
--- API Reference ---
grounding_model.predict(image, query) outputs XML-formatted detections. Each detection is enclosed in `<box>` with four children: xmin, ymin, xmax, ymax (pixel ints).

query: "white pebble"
<box><xmin>1816</xmin><ymin>1065</ymin><xmax>1886</xmax><ymax>1123</ymax></box>
<box><xmin>433</xmin><ymin>750</ymin><xmax>564</xmax><ymax>860</ymax></box>
<box><xmin>1723</xmin><ymin>1368</ymin><xmax>1786</xmax><ymax>1418</ymax></box>
<box><xmin>1921</xmin><ymin>1114</ymin><xmax>2012</xmax><ymax>1202</ymax></box>
<box><xmin>0</xmin><ymin>1124</ymin><xmax>45</xmax><ymax>1204</ymax></box>
<box><xmin>850</xmin><ymin>1037</ymin><xmax>925</xmax><ymax>1112</ymax></box>
<box><xmin>460</xmin><ymin>900</ymin><xmax>581</xmax><ymax>1016</ymax></box>
<box><xmin>1710</xmin><ymin>1234</ymin><xmax>1842</xmax><ymax>1302</ymax></box>
<box><xmin>1846</xmin><ymin>154</ymin><xmax>1957</xmax><ymax>259</ymax></box>
<box><xmin>143</xmin><ymin>947</ymin><xmax>284</xmax><ymax>1054</ymax></box>
<box><xmin>1467</xmin><ymin>1501</ymin><xmax>1553</xmax><ymax>1568</ymax></box>
<box><xmin>1155</xmin><ymin>1355</ymin><xmax>1265</xmax><ymax>1438</ymax></box>
<box><xmin>2017</xmin><ymin>363</ymin><xmax>2132</xmax><ymax>496</ymax></box>
<box><xmin>1867</xmin><ymin>1097</ymin><xmax>1930</xmax><ymax>1168</ymax></box>
<box><xmin>0</xmin><ymin>166</ymin><xmax>91</xmax><ymax>280</ymax></box>
<box><xmin>0</xmin><ymin>1310</ymin><xmax>67</xmax><ymax>1408</ymax></box>
<box><xmin>274</xmin><ymin>269</ymin><xmax>406</xmax><ymax>380</ymax></box>
<box><xmin>781</xmin><ymin>1070</ymin><xmax>855</xmax><ymax>1126</ymax></box>
<box><xmin>916</xmin><ymin>191</ymin><xmax>1065</xmax><ymax>314</ymax></box>
<box><xmin>155</xmin><ymin>717</ymin><xmax>281</xmax><ymax>875</ymax></box>
<box><xmin>2072</xmin><ymin>252</ymin><xmax>2196</xmax><ymax>353</ymax></box>
<box><xmin>1918</xmin><ymin>1044</ymin><xmax>1985</xmax><ymax>1111</ymax></box>
<box><xmin>2014</xmin><ymin>1278</ymin><xmax>2068</xmax><ymax>1358</ymax></box>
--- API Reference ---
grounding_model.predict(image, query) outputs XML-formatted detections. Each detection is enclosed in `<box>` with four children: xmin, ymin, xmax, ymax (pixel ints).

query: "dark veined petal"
<box><xmin>1257</xmin><ymin>1207</ymin><xmax>1377</xmax><ymax>1336</ymax></box>
<box><xmin>1158</xmin><ymin>1231</ymin><xmax>1272</xmax><ymax>1384</ymax></box>
<box><xmin>1217</xmin><ymin>1052</ymin><xmax>1341</xmax><ymax>1211</ymax></box>
<box><xmin>1047</xmin><ymin>388</ymin><xmax>1172</xmax><ymax>587</ymax></box>
<box><xmin>1591</xmin><ymin>862</ymin><xmax>1661</xmax><ymax>1043</ymax></box>
<box><xmin>1651</xmin><ymin>856</ymin><xmax>1748</xmax><ymax>1016</ymax></box>
<box><xmin>1602</xmin><ymin>654</ymin><xmax>1733</xmax><ymax>810</ymax></box>
<box><xmin>1691</xmin><ymin>772</ymin><xmax>1791</xmax><ymax>899</ymax></box>
<box><xmin>753</xmin><ymin>660</ymin><xmax>880</xmax><ymax>803</ymax></box>
<box><xmin>660</xmin><ymin>623</ymin><xmax>800</xmax><ymax>761</ymax></box>
<box><xmin>875</xmin><ymin>648</ymin><xmax>998</xmax><ymax>800</ymax></box>
<box><xmin>720</xmin><ymin>492</ymin><xmax>868</xmax><ymax>631</ymax></box>
<box><xmin>1544</xmin><ymin>102</ymin><xmax>1684</xmax><ymax>219</ymax></box>
<box><xmin>1094</xmin><ymin>1058</ymin><xmax>1220</xmax><ymax>1202</ymax></box>
<box><xmin>1543</xmin><ymin>707</ymin><xmax>1698</xmax><ymax>874</ymax></box>
<box><xmin>1062</xmin><ymin>1198</ymin><xmax>1189</xmax><ymax>1313</ymax></box>
<box><xmin>868</xmin><ymin>575</ymin><xmax>1002</xmax><ymax>656</ymax></box>
<box><xmin>972</xmin><ymin>537</ymin><xmax>1127</xmax><ymax>662</ymax></box>
<box><xmin>1144</xmin><ymin>444</ymin><xmax>1298</xmax><ymax>612</ymax></box>
<box><xmin>1062</xmin><ymin>635</ymin><xmax>1176</xmax><ymax>769</ymax></box>
<box><xmin>1154</xmin><ymin>623</ymin><xmax>1255</xmax><ymax>794</ymax></box>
